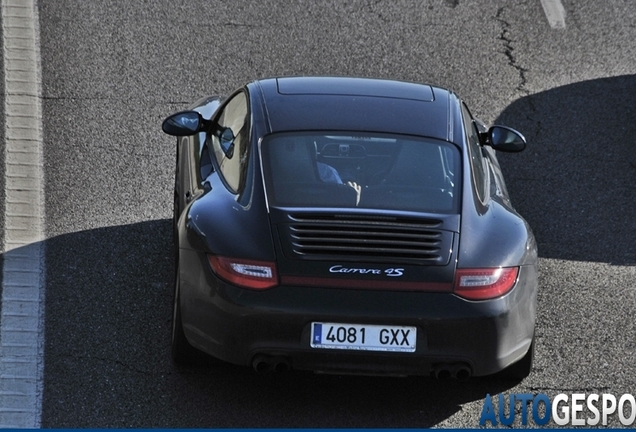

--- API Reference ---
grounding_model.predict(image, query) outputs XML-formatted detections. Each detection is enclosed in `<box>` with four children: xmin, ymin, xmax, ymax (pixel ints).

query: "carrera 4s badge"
<box><xmin>329</xmin><ymin>265</ymin><xmax>404</xmax><ymax>277</ymax></box>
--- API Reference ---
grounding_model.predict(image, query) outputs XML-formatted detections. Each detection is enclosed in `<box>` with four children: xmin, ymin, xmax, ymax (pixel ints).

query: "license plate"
<box><xmin>310</xmin><ymin>322</ymin><xmax>416</xmax><ymax>352</ymax></box>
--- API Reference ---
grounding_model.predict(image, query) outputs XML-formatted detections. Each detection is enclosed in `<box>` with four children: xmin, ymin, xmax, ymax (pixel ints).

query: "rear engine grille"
<box><xmin>284</xmin><ymin>213</ymin><xmax>452</xmax><ymax>264</ymax></box>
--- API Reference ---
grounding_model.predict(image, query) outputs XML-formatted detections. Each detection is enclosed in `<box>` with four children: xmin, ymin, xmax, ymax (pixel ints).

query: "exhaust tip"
<box><xmin>274</xmin><ymin>360</ymin><xmax>290</xmax><ymax>373</ymax></box>
<box><xmin>434</xmin><ymin>368</ymin><xmax>451</xmax><ymax>380</ymax></box>
<box><xmin>434</xmin><ymin>363</ymin><xmax>472</xmax><ymax>381</ymax></box>
<box><xmin>454</xmin><ymin>366</ymin><xmax>471</xmax><ymax>382</ymax></box>
<box><xmin>252</xmin><ymin>355</ymin><xmax>271</xmax><ymax>373</ymax></box>
<box><xmin>252</xmin><ymin>354</ymin><xmax>292</xmax><ymax>373</ymax></box>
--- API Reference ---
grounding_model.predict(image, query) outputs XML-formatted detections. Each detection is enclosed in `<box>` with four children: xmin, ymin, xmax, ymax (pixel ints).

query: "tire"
<box><xmin>171</xmin><ymin>260</ymin><xmax>199</xmax><ymax>365</ymax></box>
<box><xmin>173</xmin><ymin>191</ymin><xmax>180</xmax><ymax>259</ymax></box>
<box><xmin>500</xmin><ymin>338</ymin><xmax>534</xmax><ymax>380</ymax></box>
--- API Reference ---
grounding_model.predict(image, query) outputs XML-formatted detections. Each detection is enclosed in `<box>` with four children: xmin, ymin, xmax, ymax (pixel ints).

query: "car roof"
<box><xmin>252</xmin><ymin>77</ymin><xmax>455</xmax><ymax>141</ymax></box>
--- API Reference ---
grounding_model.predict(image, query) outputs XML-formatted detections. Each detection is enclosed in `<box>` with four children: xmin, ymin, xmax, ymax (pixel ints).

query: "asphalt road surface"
<box><xmin>1</xmin><ymin>0</ymin><xmax>635</xmax><ymax>428</ymax></box>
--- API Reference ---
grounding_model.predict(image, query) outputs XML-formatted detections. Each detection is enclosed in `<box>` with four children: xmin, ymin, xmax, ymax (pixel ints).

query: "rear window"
<box><xmin>261</xmin><ymin>132</ymin><xmax>461</xmax><ymax>213</ymax></box>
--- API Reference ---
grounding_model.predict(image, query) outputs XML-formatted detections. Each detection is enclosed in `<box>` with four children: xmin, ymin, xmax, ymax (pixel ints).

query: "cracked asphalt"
<box><xmin>495</xmin><ymin>7</ymin><xmax>530</xmax><ymax>94</ymax></box>
<box><xmin>14</xmin><ymin>0</ymin><xmax>636</xmax><ymax>427</ymax></box>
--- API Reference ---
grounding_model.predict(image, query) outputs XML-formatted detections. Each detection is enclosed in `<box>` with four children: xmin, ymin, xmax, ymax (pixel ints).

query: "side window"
<box><xmin>461</xmin><ymin>103</ymin><xmax>488</xmax><ymax>202</ymax></box>
<box><xmin>210</xmin><ymin>92</ymin><xmax>250</xmax><ymax>193</ymax></box>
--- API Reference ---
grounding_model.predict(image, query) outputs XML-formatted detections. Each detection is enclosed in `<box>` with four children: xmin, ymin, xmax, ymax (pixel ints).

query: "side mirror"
<box><xmin>162</xmin><ymin>111</ymin><xmax>204</xmax><ymax>136</ymax></box>
<box><xmin>487</xmin><ymin>126</ymin><xmax>526</xmax><ymax>152</ymax></box>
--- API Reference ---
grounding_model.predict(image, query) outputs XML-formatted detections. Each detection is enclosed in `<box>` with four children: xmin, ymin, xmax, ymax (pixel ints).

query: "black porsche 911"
<box><xmin>162</xmin><ymin>77</ymin><xmax>538</xmax><ymax>380</ymax></box>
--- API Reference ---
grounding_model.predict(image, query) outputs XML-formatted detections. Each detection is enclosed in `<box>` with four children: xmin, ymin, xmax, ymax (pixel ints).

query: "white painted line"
<box><xmin>1</xmin><ymin>0</ymin><xmax>45</xmax><ymax>428</ymax></box>
<box><xmin>540</xmin><ymin>0</ymin><xmax>566</xmax><ymax>29</ymax></box>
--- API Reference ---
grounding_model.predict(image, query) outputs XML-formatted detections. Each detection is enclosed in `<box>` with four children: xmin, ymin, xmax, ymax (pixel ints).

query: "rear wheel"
<box><xmin>501</xmin><ymin>338</ymin><xmax>534</xmax><ymax>380</ymax></box>
<box><xmin>171</xmin><ymin>259</ymin><xmax>199</xmax><ymax>365</ymax></box>
<box><xmin>173</xmin><ymin>191</ymin><xmax>180</xmax><ymax>261</ymax></box>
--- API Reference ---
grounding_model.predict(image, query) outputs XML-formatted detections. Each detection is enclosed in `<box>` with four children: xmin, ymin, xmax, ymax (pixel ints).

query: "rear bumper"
<box><xmin>179</xmin><ymin>249</ymin><xmax>537</xmax><ymax>377</ymax></box>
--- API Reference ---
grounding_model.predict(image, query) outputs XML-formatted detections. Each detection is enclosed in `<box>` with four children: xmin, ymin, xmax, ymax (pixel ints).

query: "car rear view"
<box><xmin>248</xmin><ymin>131</ymin><xmax>533</xmax><ymax>378</ymax></box>
<box><xmin>164</xmin><ymin>77</ymin><xmax>537</xmax><ymax>380</ymax></box>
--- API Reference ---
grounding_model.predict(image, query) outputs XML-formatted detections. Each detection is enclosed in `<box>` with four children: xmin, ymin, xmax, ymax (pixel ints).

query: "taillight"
<box><xmin>453</xmin><ymin>267</ymin><xmax>519</xmax><ymax>300</ymax></box>
<box><xmin>208</xmin><ymin>255</ymin><xmax>278</xmax><ymax>290</ymax></box>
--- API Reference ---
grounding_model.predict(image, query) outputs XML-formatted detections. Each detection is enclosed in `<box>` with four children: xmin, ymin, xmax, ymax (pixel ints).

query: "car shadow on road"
<box><xmin>41</xmin><ymin>219</ymin><xmax>516</xmax><ymax>428</ymax></box>
<box><xmin>39</xmin><ymin>76</ymin><xmax>636</xmax><ymax>427</ymax></box>
<box><xmin>494</xmin><ymin>74</ymin><xmax>636</xmax><ymax>266</ymax></box>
